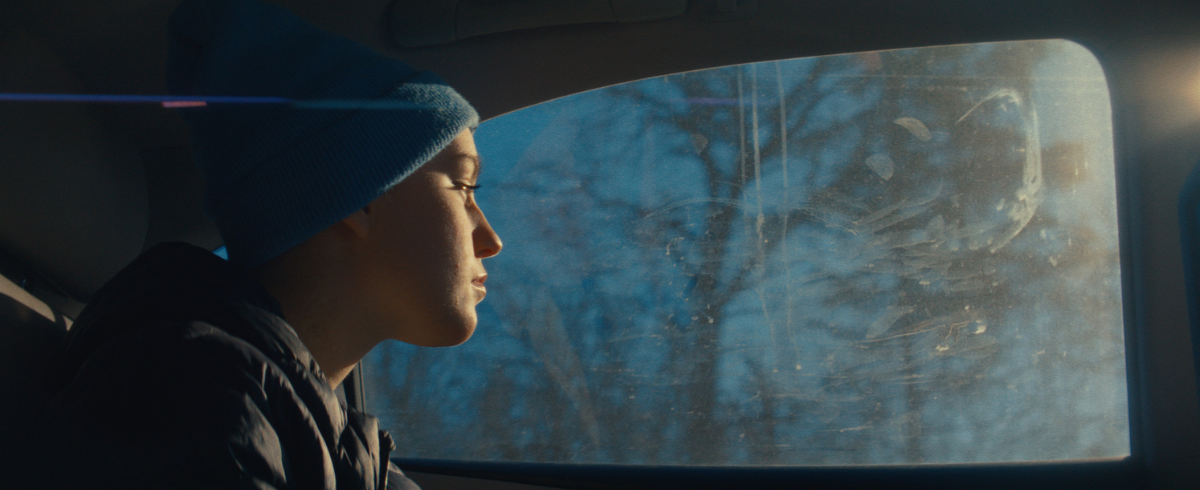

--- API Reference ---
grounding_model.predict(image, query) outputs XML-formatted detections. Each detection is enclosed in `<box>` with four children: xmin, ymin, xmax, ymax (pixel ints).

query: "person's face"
<box><xmin>351</xmin><ymin>129</ymin><xmax>502</xmax><ymax>347</ymax></box>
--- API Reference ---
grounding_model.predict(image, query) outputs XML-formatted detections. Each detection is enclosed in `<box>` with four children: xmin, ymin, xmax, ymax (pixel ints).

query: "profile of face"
<box><xmin>345</xmin><ymin>129</ymin><xmax>502</xmax><ymax>347</ymax></box>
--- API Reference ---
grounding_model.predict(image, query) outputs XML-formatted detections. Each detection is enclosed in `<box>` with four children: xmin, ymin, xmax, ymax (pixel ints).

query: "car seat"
<box><xmin>0</xmin><ymin>266</ymin><xmax>70</xmax><ymax>475</ymax></box>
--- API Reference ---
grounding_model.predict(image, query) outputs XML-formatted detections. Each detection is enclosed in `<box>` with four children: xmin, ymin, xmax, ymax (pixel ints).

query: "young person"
<box><xmin>19</xmin><ymin>0</ymin><xmax>500</xmax><ymax>488</ymax></box>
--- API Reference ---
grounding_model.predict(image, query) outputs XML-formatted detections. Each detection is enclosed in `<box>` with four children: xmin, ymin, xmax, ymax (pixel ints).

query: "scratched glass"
<box><xmin>364</xmin><ymin>40</ymin><xmax>1127</xmax><ymax>465</ymax></box>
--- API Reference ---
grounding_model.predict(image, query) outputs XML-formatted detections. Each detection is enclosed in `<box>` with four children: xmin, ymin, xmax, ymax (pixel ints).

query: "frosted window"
<box><xmin>365</xmin><ymin>39</ymin><xmax>1127</xmax><ymax>465</ymax></box>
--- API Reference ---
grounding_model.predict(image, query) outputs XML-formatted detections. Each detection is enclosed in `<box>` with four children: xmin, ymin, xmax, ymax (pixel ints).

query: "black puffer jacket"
<box><xmin>20</xmin><ymin>242</ymin><xmax>418</xmax><ymax>490</ymax></box>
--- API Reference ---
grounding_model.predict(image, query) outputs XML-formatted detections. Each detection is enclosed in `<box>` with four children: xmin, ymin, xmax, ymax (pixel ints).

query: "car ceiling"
<box><xmin>0</xmin><ymin>0</ymin><xmax>1198</xmax><ymax>308</ymax></box>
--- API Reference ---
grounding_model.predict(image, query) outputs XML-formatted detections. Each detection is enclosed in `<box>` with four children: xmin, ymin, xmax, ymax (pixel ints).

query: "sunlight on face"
<box><xmin>355</xmin><ymin>130</ymin><xmax>502</xmax><ymax>346</ymax></box>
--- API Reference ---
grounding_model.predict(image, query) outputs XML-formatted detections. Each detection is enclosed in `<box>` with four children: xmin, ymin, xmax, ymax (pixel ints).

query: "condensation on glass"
<box><xmin>364</xmin><ymin>40</ymin><xmax>1127</xmax><ymax>465</ymax></box>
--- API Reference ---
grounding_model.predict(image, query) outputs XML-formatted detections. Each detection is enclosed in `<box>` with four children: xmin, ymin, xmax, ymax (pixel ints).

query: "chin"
<box><xmin>446</xmin><ymin>319</ymin><xmax>478</xmax><ymax>346</ymax></box>
<box><xmin>409</xmin><ymin>314</ymin><xmax>477</xmax><ymax>347</ymax></box>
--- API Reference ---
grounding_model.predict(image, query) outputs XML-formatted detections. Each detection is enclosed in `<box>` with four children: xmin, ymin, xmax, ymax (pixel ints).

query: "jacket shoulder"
<box><xmin>23</xmin><ymin>319</ymin><xmax>335</xmax><ymax>490</ymax></box>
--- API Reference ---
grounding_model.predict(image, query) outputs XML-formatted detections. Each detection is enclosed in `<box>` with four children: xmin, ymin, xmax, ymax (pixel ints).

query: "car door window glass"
<box><xmin>364</xmin><ymin>39</ymin><xmax>1127</xmax><ymax>465</ymax></box>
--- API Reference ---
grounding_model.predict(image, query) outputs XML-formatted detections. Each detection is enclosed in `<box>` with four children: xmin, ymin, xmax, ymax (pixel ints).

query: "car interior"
<box><xmin>2</xmin><ymin>0</ymin><xmax>1200</xmax><ymax>488</ymax></box>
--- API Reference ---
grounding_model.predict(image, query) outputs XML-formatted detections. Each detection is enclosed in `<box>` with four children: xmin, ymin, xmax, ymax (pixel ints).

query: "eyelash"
<box><xmin>456</xmin><ymin>182</ymin><xmax>481</xmax><ymax>191</ymax></box>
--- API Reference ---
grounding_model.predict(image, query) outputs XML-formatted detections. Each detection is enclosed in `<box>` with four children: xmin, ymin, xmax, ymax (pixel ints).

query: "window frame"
<box><xmin>361</xmin><ymin>22</ymin><xmax>1200</xmax><ymax>490</ymax></box>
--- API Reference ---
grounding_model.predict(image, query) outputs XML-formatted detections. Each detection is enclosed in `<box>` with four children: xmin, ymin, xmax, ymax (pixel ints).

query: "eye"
<box><xmin>454</xmin><ymin>182</ymin><xmax>481</xmax><ymax>203</ymax></box>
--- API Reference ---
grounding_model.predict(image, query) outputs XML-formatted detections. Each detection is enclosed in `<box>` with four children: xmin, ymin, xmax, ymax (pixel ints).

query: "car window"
<box><xmin>364</xmin><ymin>39</ymin><xmax>1127</xmax><ymax>465</ymax></box>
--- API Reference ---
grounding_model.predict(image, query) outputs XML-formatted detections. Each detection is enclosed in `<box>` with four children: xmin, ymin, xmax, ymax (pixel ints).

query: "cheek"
<box><xmin>418</xmin><ymin>201</ymin><xmax>470</xmax><ymax>264</ymax></box>
<box><xmin>386</xmin><ymin>198</ymin><xmax>473</xmax><ymax>291</ymax></box>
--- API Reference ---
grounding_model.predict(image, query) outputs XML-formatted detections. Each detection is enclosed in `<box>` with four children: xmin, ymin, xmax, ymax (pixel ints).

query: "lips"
<box><xmin>471</xmin><ymin>273</ymin><xmax>488</xmax><ymax>299</ymax></box>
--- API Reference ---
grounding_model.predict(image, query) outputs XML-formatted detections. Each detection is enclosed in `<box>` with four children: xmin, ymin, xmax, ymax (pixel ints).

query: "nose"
<box><xmin>474</xmin><ymin>211</ymin><xmax>503</xmax><ymax>259</ymax></box>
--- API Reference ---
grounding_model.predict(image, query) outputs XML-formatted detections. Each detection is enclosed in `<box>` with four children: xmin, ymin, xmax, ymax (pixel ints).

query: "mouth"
<box><xmin>471</xmin><ymin>273</ymin><xmax>488</xmax><ymax>298</ymax></box>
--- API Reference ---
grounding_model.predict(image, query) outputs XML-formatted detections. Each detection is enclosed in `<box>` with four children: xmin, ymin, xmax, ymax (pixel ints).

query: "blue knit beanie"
<box><xmin>166</xmin><ymin>0</ymin><xmax>479</xmax><ymax>270</ymax></box>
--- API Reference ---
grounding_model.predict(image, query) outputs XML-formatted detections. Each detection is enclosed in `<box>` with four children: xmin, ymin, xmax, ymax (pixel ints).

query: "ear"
<box><xmin>340</xmin><ymin>207</ymin><xmax>371</xmax><ymax>239</ymax></box>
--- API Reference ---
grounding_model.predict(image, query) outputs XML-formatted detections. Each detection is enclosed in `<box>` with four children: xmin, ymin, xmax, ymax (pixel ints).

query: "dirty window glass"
<box><xmin>364</xmin><ymin>40</ymin><xmax>1127</xmax><ymax>465</ymax></box>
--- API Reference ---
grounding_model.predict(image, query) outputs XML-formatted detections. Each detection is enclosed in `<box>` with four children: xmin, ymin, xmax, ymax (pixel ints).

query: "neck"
<box><xmin>253</xmin><ymin>238</ymin><xmax>381</xmax><ymax>389</ymax></box>
<box><xmin>281</xmin><ymin>298</ymin><xmax>373</xmax><ymax>388</ymax></box>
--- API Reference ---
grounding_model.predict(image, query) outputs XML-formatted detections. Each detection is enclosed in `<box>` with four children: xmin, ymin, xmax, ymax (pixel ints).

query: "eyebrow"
<box><xmin>467</xmin><ymin>154</ymin><xmax>482</xmax><ymax>181</ymax></box>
